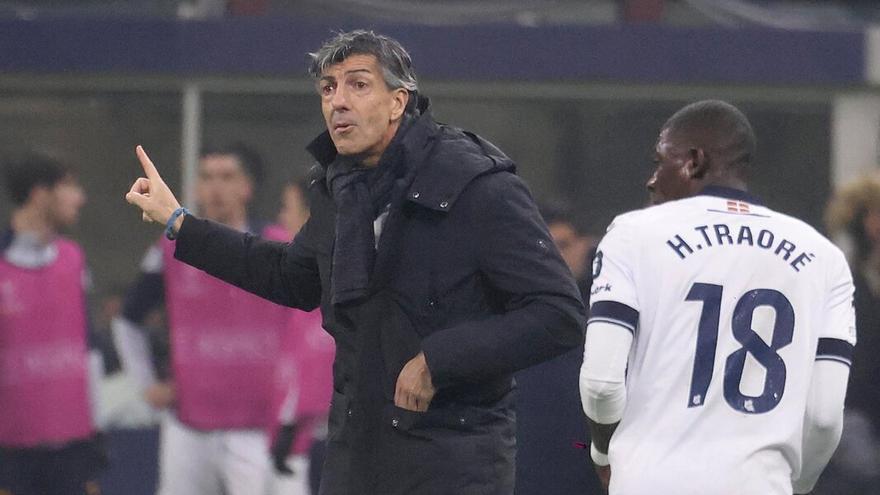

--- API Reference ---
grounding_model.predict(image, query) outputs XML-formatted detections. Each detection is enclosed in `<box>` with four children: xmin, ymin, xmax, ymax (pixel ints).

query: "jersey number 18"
<box><xmin>685</xmin><ymin>282</ymin><xmax>794</xmax><ymax>414</ymax></box>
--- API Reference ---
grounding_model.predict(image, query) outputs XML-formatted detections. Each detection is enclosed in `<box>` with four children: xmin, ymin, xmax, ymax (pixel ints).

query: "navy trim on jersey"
<box><xmin>816</xmin><ymin>356</ymin><xmax>853</xmax><ymax>366</ymax></box>
<box><xmin>697</xmin><ymin>186</ymin><xmax>763</xmax><ymax>206</ymax></box>
<box><xmin>816</xmin><ymin>337</ymin><xmax>854</xmax><ymax>366</ymax></box>
<box><xmin>588</xmin><ymin>317</ymin><xmax>637</xmax><ymax>335</ymax></box>
<box><xmin>589</xmin><ymin>301</ymin><xmax>639</xmax><ymax>334</ymax></box>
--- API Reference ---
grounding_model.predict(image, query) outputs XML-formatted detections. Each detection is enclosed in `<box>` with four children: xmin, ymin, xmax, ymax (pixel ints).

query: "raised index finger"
<box><xmin>135</xmin><ymin>145</ymin><xmax>162</xmax><ymax>181</ymax></box>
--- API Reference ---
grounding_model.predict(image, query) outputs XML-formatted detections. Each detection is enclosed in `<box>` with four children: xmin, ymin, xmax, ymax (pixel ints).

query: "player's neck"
<box><xmin>700</xmin><ymin>175</ymin><xmax>748</xmax><ymax>194</ymax></box>
<box><xmin>11</xmin><ymin>206</ymin><xmax>55</xmax><ymax>244</ymax></box>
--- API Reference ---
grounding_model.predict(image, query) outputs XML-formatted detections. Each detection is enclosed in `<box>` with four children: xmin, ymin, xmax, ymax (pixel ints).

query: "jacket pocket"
<box><xmin>377</xmin><ymin>402</ymin><xmax>513</xmax><ymax>494</ymax></box>
<box><xmin>382</xmin><ymin>403</ymin><xmax>502</xmax><ymax>440</ymax></box>
<box><xmin>370</xmin><ymin>291</ymin><xmax>424</xmax><ymax>400</ymax></box>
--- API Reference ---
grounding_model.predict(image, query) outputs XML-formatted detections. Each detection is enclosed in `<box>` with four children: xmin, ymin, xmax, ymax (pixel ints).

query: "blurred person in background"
<box><xmin>0</xmin><ymin>153</ymin><xmax>106</xmax><ymax>495</ymax></box>
<box><xmin>820</xmin><ymin>176</ymin><xmax>880</xmax><ymax>494</ymax></box>
<box><xmin>93</xmin><ymin>287</ymin><xmax>162</xmax><ymax>429</ymax></box>
<box><xmin>274</xmin><ymin>176</ymin><xmax>312</xmax><ymax>238</ymax></box>
<box><xmin>265</xmin><ymin>177</ymin><xmax>335</xmax><ymax>495</ymax></box>
<box><xmin>515</xmin><ymin>199</ymin><xmax>603</xmax><ymax>495</ymax></box>
<box><xmin>112</xmin><ymin>142</ymin><xmax>291</xmax><ymax>495</ymax></box>
<box><xmin>93</xmin><ymin>289</ymin><xmax>125</xmax><ymax>376</ymax></box>
<box><xmin>541</xmin><ymin>200</ymin><xmax>596</xmax><ymax>295</ymax></box>
<box><xmin>124</xmin><ymin>30</ymin><xmax>584</xmax><ymax>495</ymax></box>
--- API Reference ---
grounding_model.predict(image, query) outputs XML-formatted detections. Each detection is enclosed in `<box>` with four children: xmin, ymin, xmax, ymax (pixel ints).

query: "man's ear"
<box><xmin>390</xmin><ymin>89</ymin><xmax>410</xmax><ymax>122</ymax></box>
<box><xmin>688</xmin><ymin>148</ymin><xmax>709</xmax><ymax>180</ymax></box>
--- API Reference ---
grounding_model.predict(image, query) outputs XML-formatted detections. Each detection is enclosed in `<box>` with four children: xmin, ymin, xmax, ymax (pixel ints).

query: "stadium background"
<box><xmin>1</xmin><ymin>0</ymin><xmax>879</xmax><ymax>493</ymax></box>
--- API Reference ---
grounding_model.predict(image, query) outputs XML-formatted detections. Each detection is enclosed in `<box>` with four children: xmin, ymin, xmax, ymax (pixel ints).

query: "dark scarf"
<box><xmin>327</xmin><ymin>113</ymin><xmax>417</xmax><ymax>306</ymax></box>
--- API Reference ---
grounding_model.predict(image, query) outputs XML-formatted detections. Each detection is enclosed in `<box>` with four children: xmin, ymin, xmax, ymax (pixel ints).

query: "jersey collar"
<box><xmin>2</xmin><ymin>229</ymin><xmax>59</xmax><ymax>268</ymax></box>
<box><xmin>697</xmin><ymin>186</ymin><xmax>763</xmax><ymax>206</ymax></box>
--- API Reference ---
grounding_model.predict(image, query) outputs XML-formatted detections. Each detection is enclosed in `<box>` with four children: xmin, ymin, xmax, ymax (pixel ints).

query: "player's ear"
<box><xmin>688</xmin><ymin>148</ymin><xmax>709</xmax><ymax>180</ymax></box>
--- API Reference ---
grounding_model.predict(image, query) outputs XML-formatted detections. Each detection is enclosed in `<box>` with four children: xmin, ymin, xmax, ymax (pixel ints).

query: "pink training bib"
<box><xmin>0</xmin><ymin>238</ymin><xmax>94</xmax><ymax>447</ymax></box>
<box><xmin>162</xmin><ymin>227</ymin><xmax>291</xmax><ymax>430</ymax></box>
<box><xmin>271</xmin><ymin>308</ymin><xmax>335</xmax><ymax>454</ymax></box>
<box><xmin>262</xmin><ymin>224</ymin><xmax>335</xmax><ymax>454</ymax></box>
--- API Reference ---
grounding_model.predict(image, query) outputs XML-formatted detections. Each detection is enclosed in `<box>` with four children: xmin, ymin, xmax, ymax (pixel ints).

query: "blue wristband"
<box><xmin>165</xmin><ymin>207</ymin><xmax>190</xmax><ymax>240</ymax></box>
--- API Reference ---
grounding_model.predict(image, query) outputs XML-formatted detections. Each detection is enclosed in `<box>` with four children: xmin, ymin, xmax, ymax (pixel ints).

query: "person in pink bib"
<box><xmin>0</xmin><ymin>153</ymin><xmax>105</xmax><ymax>495</ymax></box>
<box><xmin>265</xmin><ymin>179</ymin><xmax>335</xmax><ymax>495</ymax></box>
<box><xmin>113</xmin><ymin>143</ymin><xmax>290</xmax><ymax>495</ymax></box>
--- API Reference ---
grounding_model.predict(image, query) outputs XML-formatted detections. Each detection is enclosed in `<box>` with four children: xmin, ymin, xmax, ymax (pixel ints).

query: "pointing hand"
<box><xmin>125</xmin><ymin>146</ymin><xmax>184</xmax><ymax>232</ymax></box>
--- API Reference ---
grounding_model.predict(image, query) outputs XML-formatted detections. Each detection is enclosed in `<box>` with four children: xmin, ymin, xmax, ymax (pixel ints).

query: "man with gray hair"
<box><xmin>125</xmin><ymin>30</ymin><xmax>585</xmax><ymax>494</ymax></box>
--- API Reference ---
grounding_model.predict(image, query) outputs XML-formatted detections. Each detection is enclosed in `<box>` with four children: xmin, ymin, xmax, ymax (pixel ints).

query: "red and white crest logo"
<box><xmin>726</xmin><ymin>200</ymin><xmax>750</xmax><ymax>214</ymax></box>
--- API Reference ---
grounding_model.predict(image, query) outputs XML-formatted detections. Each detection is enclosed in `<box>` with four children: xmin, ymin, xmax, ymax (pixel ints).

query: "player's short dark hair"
<box><xmin>662</xmin><ymin>100</ymin><xmax>757</xmax><ymax>168</ymax></box>
<box><xmin>2</xmin><ymin>153</ymin><xmax>72</xmax><ymax>206</ymax></box>
<box><xmin>200</xmin><ymin>142</ymin><xmax>265</xmax><ymax>186</ymax></box>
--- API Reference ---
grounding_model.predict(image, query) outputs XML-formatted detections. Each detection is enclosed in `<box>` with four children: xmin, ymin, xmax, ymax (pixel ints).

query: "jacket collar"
<box><xmin>697</xmin><ymin>185</ymin><xmax>763</xmax><ymax>206</ymax></box>
<box><xmin>306</xmin><ymin>95</ymin><xmax>514</xmax><ymax>213</ymax></box>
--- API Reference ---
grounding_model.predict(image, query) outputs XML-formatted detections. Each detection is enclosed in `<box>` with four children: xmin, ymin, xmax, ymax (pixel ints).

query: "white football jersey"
<box><xmin>589</xmin><ymin>187</ymin><xmax>856</xmax><ymax>495</ymax></box>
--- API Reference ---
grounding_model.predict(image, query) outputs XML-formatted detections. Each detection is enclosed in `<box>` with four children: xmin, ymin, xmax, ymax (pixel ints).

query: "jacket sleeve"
<box><xmin>421</xmin><ymin>172</ymin><xmax>586</xmax><ymax>388</ymax></box>
<box><xmin>172</xmin><ymin>214</ymin><xmax>323</xmax><ymax>311</ymax></box>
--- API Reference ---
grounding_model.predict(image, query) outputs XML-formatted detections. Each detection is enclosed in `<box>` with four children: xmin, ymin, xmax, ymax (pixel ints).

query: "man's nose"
<box><xmin>330</xmin><ymin>86</ymin><xmax>349</xmax><ymax>110</ymax></box>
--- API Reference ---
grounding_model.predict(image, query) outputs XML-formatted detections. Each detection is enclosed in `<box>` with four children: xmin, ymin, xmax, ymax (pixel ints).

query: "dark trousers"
<box><xmin>309</xmin><ymin>438</ymin><xmax>327</xmax><ymax>495</ymax></box>
<box><xmin>0</xmin><ymin>439</ymin><xmax>104</xmax><ymax>495</ymax></box>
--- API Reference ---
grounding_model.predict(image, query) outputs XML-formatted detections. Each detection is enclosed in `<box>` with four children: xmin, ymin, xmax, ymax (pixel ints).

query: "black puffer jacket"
<box><xmin>174</xmin><ymin>97</ymin><xmax>585</xmax><ymax>495</ymax></box>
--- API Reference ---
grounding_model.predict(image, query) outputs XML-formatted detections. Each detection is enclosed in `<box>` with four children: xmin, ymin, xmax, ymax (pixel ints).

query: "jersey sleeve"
<box><xmin>816</xmin><ymin>249</ymin><xmax>856</xmax><ymax>367</ymax></box>
<box><xmin>588</xmin><ymin>216</ymin><xmax>640</xmax><ymax>335</ymax></box>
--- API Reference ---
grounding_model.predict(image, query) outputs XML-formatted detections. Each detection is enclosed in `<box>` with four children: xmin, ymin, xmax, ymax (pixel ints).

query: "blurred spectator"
<box><xmin>821</xmin><ymin>175</ymin><xmax>880</xmax><ymax>494</ymax></box>
<box><xmin>93</xmin><ymin>290</ymin><xmax>125</xmax><ymax>375</ymax></box>
<box><xmin>276</xmin><ymin>176</ymin><xmax>312</xmax><ymax>237</ymax></box>
<box><xmin>541</xmin><ymin>199</ymin><xmax>597</xmax><ymax>295</ymax></box>
<box><xmin>112</xmin><ymin>142</ymin><xmax>291</xmax><ymax>495</ymax></box>
<box><xmin>93</xmin><ymin>288</ymin><xmax>163</xmax><ymax>429</ymax></box>
<box><xmin>265</xmin><ymin>177</ymin><xmax>336</xmax><ymax>495</ymax></box>
<box><xmin>514</xmin><ymin>200</ymin><xmax>602</xmax><ymax>495</ymax></box>
<box><xmin>0</xmin><ymin>153</ymin><xmax>106</xmax><ymax>495</ymax></box>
